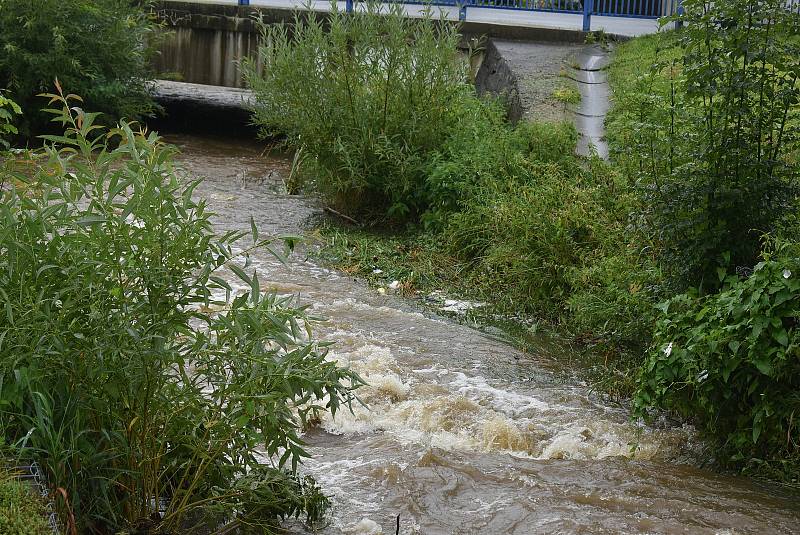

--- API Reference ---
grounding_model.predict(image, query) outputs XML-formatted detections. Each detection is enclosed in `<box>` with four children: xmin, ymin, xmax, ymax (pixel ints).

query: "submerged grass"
<box><xmin>310</xmin><ymin>219</ymin><xmax>640</xmax><ymax>401</ymax></box>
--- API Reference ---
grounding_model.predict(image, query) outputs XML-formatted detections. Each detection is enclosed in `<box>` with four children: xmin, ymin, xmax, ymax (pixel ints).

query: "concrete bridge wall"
<box><xmin>150</xmin><ymin>1</ymin><xmax>586</xmax><ymax>88</ymax></box>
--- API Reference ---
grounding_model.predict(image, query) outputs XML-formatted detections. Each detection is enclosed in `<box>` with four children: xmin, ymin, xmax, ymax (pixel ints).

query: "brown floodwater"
<box><xmin>164</xmin><ymin>132</ymin><xmax>800</xmax><ymax>535</ymax></box>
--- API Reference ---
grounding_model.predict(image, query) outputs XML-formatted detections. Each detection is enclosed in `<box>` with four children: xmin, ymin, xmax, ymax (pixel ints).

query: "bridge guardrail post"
<box><xmin>675</xmin><ymin>0</ymin><xmax>684</xmax><ymax>29</ymax></box>
<box><xmin>582</xmin><ymin>0</ymin><xmax>593</xmax><ymax>31</ymax></box>
<box><xmin>459</xmin><ymin>0</ymin><xmax>468</xmax><ymax>20</ymax></box>
<box><xmin>346</xmin><ymin>0</ymin><xmax>354</xmax><ymax>13</ymax></box>
<box><xmin>238</xmin><ymin>0</ymin><xmax>250</xmax><ymax>5</ymax></box>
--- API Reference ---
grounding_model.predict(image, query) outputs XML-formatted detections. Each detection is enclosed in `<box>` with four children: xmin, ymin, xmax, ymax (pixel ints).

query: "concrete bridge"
<box><xmin>150</xmin><ymin>0</ymin><xmax>672</xmax><ymax>155</ymax></box>
<box><xmin>152</xmin><ymin>0</ymin><xmax>669</xmax><ymax>87</ymax></box>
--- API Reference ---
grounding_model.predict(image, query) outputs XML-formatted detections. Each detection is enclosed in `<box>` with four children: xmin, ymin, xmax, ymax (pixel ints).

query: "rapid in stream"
<box><xmin>166</xmin><ymin>132</ymin><xmax>800</xmax><ymax>535</ymax></box>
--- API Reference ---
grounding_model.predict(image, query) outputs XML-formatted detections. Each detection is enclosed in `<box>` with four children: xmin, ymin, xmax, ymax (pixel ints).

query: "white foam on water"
<box><xmin>312</xmin><ymin>297</ymin><xmax>428</xmax><ymax>321</ymax></box>
<box><xmin>448</xmin><ymin>371</ymin><xmax>552</xmax><ymax>416</ymax></box>
<box><xmin>344</xmin><ymin>518</ymin><xmax>383</xmax><ymax>535</ymax></box>
<box><xmin>211</xmin><ymin>252</ymin><xmax>695</xmax><ymax>464</ymax></box>
<box><xmin>313</xmin><ymin>337</ymin><xmax>693</xmax><ymax>462</ymax></box>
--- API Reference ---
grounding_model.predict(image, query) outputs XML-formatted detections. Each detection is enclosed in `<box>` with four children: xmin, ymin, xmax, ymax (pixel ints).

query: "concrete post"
<box><xmin>582</xmin><ymin>0</ymin><xmax>593</xmax><ymax>31</ymax></box>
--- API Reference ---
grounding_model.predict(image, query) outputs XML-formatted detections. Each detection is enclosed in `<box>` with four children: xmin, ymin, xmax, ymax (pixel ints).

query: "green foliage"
<box><xmin>608</xmin><ymin>4</ymin><xmax>800</xmax><ymax>479</ymax></box>
<box><xmin>635</xmin><ymin>252</ymin><xmax>800</xmax><ymax>471</ymax></box>
<box><xmin>243</xmin><ymin>1</ymin><xmax>476</xmax><ymax>222</ymax></box>
<box><xmin>0</xmin><ymin>93</ymin><xmax>362</xmax><ymax>532</ymax></box>
<box><xmin>435</xmin><ymin>121</ymin><xmax>632</xmax><ymax>320</ymax></box>
<box><xmin>0</xmin><ymin>92</ymin><xmax>21</xmax><ymax>150</ymax></box>
<box><xmin>605</xmin><ymin>31</ymin><xmax>682</xmax><ymax>167</ymax></box>
<box><xmin>0</xmin><ymin>0</ymin><xmax>159</xmax><ymax>137</ymax></box>
<box><xmin>0</xmin><ymin>472</ymin><xmax>52</xmax><ymax>535</ymax></box>
<box><xmin>422</xmin><ymin>112</ymin><xmax>579</xmax><ymax>228</ymax></box>
<box><xmin>566</xmin><ymin>245</ymin><xmax>662</xmax><ymax>357</ymax></box>
<box><xmin>612</xmin><ymin>0</ymin><xmax>800</xmax><ymax>291</ymax></box>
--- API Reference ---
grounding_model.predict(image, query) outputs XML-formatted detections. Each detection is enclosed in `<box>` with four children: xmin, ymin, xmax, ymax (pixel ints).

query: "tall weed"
<box><xmin>243</xmin><ymin>1</ymin><xmax>475</xmax><ymax>222</ymax></box>
<box><xmin>614</xmin><ymin>0</ymin><xmax>800</xmax><ymax>291</ymax></box>
<box><xmin>432</xmin><ymin>121</ymin><xmax>636</xmax><ymax>323</ymax></box>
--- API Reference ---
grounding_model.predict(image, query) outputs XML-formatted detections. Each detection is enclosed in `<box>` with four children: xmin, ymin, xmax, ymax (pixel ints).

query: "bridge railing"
<box><xmin>234</xmin><ymin>0</ymin><xmax>680</xmax><ymax>31</ymax></box>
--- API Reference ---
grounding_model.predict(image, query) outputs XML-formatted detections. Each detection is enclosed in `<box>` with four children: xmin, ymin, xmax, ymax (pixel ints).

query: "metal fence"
<box><xmin>235</xmin><ymin>0</ymin><xmax>680</xmax><ymax>31</ymax></box>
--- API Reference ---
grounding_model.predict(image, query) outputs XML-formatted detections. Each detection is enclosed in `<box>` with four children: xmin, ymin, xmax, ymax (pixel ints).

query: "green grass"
<box><xmin>552</xmin><ymin>85</ymin><xmax>581</xmax><ymax>106</ymax></box>
<box><xmin>605</xmin><ymin>31</ymin><xmax>682</xmax><ymax>155</ymax></box>
<box><xmin>310</xmin><ymin>224</ymin><xmax>474</xmax><ymax>301</ymax></box>
<box><xmin>0</xmin><ymin>473</ymin><xmax>52</xmax><ymax>535</ymax></box>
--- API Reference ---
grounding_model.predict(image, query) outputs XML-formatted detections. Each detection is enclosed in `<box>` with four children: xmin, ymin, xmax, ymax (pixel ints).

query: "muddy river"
<box><xmin>165</xmin><ymin>132</ymin><xmax>800</xmax><ymax>535</ymax></box>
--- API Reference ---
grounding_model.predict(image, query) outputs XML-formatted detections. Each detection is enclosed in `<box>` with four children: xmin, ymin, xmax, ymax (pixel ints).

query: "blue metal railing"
<box><xmin>236</xmin><ymin>0</ymin><xmax>678</xmax><ymax>31</ymax></box>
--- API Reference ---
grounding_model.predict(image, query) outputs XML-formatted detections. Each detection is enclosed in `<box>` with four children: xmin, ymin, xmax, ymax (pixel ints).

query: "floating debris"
<box><xmin>441</xmin><ymin>299</ymin><xmax>486</xmax><ymax>314</ymax></box>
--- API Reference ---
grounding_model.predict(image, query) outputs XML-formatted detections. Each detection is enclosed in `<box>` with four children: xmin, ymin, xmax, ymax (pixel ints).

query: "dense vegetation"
<box><xmin>0</xmin><ymin>3</ymin><xmax>795</xmax><ymax>533</ymax></box>
<box><xmin>0</xmin><ymin>0</ymin><xmax>159</xmax><ymax>138</ymax></box>
<box><xmin>611</xmin><ymin>0</ymin><xmax>800</xmax><ymax>478</ymax></box>
<box><xmin>243</xmin><ymin>2</ymin><xmax>478</xmax><ymax>221</ymax></box>
<box><xmin>0</xmin><ymin>91</ymin><xmax>362</xmax><ymax>532</ymax></box>
<box><xmin>247</xmin><ymin>1</ymin><xmax>800</xmax><ymax>479</ymax></box>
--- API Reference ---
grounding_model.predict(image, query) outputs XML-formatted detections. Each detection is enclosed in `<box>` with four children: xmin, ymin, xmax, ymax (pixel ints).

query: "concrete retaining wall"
<box><xmin>473</xmin><ymin>39</ymin><xmax>522</xmax><ymax>123</ymax></box>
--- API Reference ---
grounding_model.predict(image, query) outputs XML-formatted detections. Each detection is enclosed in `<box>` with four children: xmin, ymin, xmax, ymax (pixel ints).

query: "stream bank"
<box><xmin>157</xmin><ymin>130</ymin><xmax>800</xmax><ymax>534</ymax></box>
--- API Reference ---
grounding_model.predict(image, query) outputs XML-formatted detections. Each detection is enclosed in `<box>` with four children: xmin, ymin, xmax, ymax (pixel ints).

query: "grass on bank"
<box><xmin>0</xmin><ymin>472</ymin><xmax>52</xmax><ymax>535</ymax></box>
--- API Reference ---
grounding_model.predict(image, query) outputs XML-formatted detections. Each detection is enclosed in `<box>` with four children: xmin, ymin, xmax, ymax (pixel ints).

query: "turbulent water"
<box><xmin>166</xmin><ymin>133</ymin><xmax>800</xmax><ymax>535</ymax></box>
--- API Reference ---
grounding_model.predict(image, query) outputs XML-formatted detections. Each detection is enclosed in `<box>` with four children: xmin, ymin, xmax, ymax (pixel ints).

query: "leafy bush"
<box><xmin>243</xmin><ymin>1</ymin><xmax>475</xmax><ymax>222</ymax></box>
<box><xmin>0</xmin><ymin>92</ymin><xmax>21</xmax><ymax>150</ymax></box>
<box><xmin>612</xmin><ymin>0</ymin><xmax>800</xmax><ymax>291</ymax></box>
<box><xmin>0</xmin><ymin>92</ymin><xmax>361</xmax><ymax>532</ymax></box>
<box><xmin>635</xmin><ymin>251</ymin><xmax>800</xmax><ymax>470</ymax></box>
<box><xmin>0</xmin><ymin>0</ymin><xmax>159</xmax><ymax>137</ymax></box>
<box><xmin>0</xmin><ymin>472</ymin><xmax>52</xmax><ymax>535</ymax></box>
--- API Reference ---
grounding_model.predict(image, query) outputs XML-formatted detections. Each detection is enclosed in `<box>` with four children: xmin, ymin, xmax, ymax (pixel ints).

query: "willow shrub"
<box><xmin>243</xmin><ymin>1</ymin><xmax>474</xmax><ymax>222</ymax></box>
<box><xmin>0</xmin><ymin>91</ymin><xmax>362</xmax><ymax>533</ymax></box>
<box><xmin>0</xmin><ymin>0</ymin><xmax>159</xmax><ymax>138</ymax></box>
